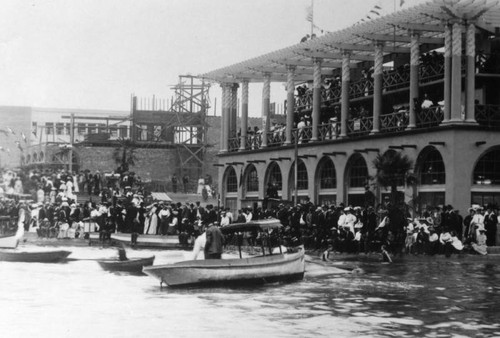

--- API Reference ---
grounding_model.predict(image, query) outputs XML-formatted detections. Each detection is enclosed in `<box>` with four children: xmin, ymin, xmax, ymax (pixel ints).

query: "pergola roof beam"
<box><xmin>392</xmin><ymin>22</ymin><xmax>446</xmax><ymax>32</ymax></box>
<box><xmin>294</xmin><ymin>50</ymin><xmax>374</xmax><ymax>61</ymax></box>
<box><xmin>359</xmin><ymin>33</ymin><xmax>444</xmax><ymax>45</ymax></box>
<box><xmin>272</xmin><ymin>59</ymin><xmax>358</xmax><ymax>68</ymax></box>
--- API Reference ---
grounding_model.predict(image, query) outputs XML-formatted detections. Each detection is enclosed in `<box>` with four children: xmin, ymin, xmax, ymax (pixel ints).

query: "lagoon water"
<box><xmin>1</xmin><ymin>246</ymin><xmax>500</xmax><ymax>338</ymax></box>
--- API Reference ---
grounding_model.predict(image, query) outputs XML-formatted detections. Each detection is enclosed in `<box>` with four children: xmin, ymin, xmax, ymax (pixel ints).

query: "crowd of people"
<box><xmin>1</xmin><ymin>168</ymin><xmax>498</xmax><ymax>259</ymax></box>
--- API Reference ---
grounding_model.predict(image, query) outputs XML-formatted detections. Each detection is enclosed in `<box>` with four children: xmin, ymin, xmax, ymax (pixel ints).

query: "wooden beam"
<box><xmin>272</xmin><ymin>59</ymin><xmax>346</xmax><ymax>68</ymax></box>
<box><xmin>294</xmin><ymin>51</ymin><xmax>373</xmax><ymax>62</ymax></box>
<box><xmin>360</xmin><ymin>33</ymin><xmax>444</xmax><ymax>45</ymax></box>
<box><xmin>392</xmin><ymin>23</ymin><xmax>445</xmax><ymax>32</ymax></box>
<box><xmin>328</xmin><ymin>42</ymin><xmax>411</xmax><ymax>54</ymax></box>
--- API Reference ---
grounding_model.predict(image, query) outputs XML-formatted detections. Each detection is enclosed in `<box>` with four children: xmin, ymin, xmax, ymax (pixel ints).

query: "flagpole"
<box><xmin>310</xmin><ymin>0</ymin><xmax>314</xmax><ymax>37</ymax></box>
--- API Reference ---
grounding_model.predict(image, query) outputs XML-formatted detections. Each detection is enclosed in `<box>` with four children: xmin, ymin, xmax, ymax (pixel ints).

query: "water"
<box><xmin>1</xmin><ymin>246</ymin><xmax>500</xmax><ymax>338</ymax></box>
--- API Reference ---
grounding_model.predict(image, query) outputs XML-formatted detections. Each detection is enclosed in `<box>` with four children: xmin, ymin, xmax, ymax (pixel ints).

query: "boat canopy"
<box><xmin>221</xmin><ymin>218</ymin><xmax>282</xmax><ymax>234</ymax></box>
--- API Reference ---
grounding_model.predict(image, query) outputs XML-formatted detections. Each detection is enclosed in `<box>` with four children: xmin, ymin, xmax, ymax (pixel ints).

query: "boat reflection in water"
<box><xmin>1</xmin><ymin>246</ymin><xmax>500</xmax><ymax>337</ymax></box>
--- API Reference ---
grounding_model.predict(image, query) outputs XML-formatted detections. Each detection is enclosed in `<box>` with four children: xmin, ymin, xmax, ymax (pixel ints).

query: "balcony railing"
<box><xmin>226</xmin><ymin>104</ymin><xmax>500</xmax><ymax>152</ymax></box>
<box><xmin>476</xmin><ymin>104</ymin><xmax>500</xmax><ymax>127</ymax></box>
<box><xmin>346</xmin><ymin>117</ymin><xmax>372</xmax><ymax>136</ymax></box>
<box><xmin>380</xmin><ymin>111</ymin><xmax>408</xmax><ymax>132</ymax></box>
<box><xmin>416</xmin><ymin>106</ymin><xmax>443</xmax><ymax>128</ymax></box>
<box><xmin>350</xmin><ymin>78</ymin><xmax>374</xmax><ymax>99</ymax></box>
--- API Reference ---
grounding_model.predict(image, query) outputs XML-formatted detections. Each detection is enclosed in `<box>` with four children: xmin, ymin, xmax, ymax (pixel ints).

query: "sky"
<box><xmin>0</xmin><ymin>0</ymin><xmax>428</xmax><ymax>117</ymax></box>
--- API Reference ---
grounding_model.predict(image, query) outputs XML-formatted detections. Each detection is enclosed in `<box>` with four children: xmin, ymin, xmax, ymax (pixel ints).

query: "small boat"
<box><xmin>143</xmin><ymin>219</ymin><xmax>306</xmax><ymax>287</ymax></box>
<box><xmin>0</xmin><ymin>249</ymin><xmax>72</xmax><ymax>263</ymax></box>
<box><xmin>93</xmin><ymin>233</ymin><xmax>184</xmax><ymax>249</ymax></box>
<box><xmin>97</xmin><ymin>256</ymin><xmax>155</xmax><ymax>273</ymax></box>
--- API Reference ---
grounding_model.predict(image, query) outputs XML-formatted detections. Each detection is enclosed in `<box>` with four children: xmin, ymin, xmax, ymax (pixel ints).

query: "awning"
<box><xmin>150</xmin><ymin>192</ymin><xmax>172</xmax><ymax>202</ymax></box>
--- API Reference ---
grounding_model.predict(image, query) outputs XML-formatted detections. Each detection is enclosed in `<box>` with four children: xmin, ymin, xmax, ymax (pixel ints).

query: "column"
<box><xmin>443</xmin><ymin>24</ymin><xmax>452</xmax><ymax>123</ymax></box>
<box><xmin>220</xmin><ymin>83</ymin><xmax>230</xmax><ymax>153</ymax></box>
<box><xmin>285</xmin><ymin>66</ymin><xmax>296</xmax><ymax>145</ymax></box>
<box><xmin>239</xmin><ymin>81</ymin><xmax>249</xmax><ymax>151</ymax></box>
<box><xmin>407</xmin><ymin>33</ymin><xmax>419</xmax><ymax>129</ymax></box>
<box><xmin>450</xmin><ymin>22</ymin><xmax>463</xmax><ymax>122</ymax></box>
<box><xmin>231</xmin><ymin>83</ymin><xmax>239</xmax><ymax>137</ymax></box>
<box><xmin>261</xmin><ymin>73</ymin><xmax>271</xmax><ymax>148</ymax></box>
<box><xmin>371</xmin><ymin>44</ymin><xmax>383</xmax><ymax>134</ymax></box>
<box><xmin>311</xmin><ymin>58</ymin><xmax>322</xmax><ymax>141</ymax></box>
<box><xmin>465</xmin><ymin>22</ymin><xmax>477</xmax><ymax>123</ymax></box>
<box><xmin>340</xmin><ymin>52</ymin><xmax>350</xmax><ymax>138</ymax></box>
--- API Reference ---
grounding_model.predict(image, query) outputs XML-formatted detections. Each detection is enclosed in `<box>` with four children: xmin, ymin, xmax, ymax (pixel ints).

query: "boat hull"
<box><xmin>143</xmin><ymin>249</ymin><xmax>305</xmax><ymax>287</ymax></box>
<box><xmin>0</xmin><ymin>250</ymin><xmax>72</xmax><ymax>263</ymax></box>
<box><xmin>106</xmin><ymin>233</ymin><xmax>184</xmax><ymax>249</ymax></box>
<box><xmin>0</xmin><ymin>235</ymin><xmax>18</xmax><ymax>249</ymax></box>
<box><xmin>97</xmin><ymin>256</ymin><xmax>155</xmax><ymax>273</ymax></box>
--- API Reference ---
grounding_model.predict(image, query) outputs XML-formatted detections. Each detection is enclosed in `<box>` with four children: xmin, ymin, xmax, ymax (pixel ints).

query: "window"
<box><xmin>473</xmin><ymin>148</ymin><xmax>500</xmax><ymax>185</ymax></box>
<box><xmin>246</xmin><ymin>165</ymin><xmax>259</xmax><ymax>192</ymax></box>
<box><xmin>419</xmin><ymin>148</ymin><xmax>445</xmax><ymax>185</ymax></box>
<box><xmin>55</xmin><ymin>123</ymin><xmax>64</xmax><ymax>135</ymax></box>
<box><xmin>226</xmin><ymin>167</ymin><xmax>237</xmax><ymax>193</ymax></box>
<box><xmin>290</xmin><ymin>160</ymin><xmax>308</xmax><ymax>190</ymax></box>
<box><xmin>45</xmin><ymin>123</ymin><xmax>54</xmax><ymax>135</ymax></box>
<box><xmin>348</xmin><ymin>155</ymin><xmax>368</xmax><ymax>188</ymax></box>
<box><xmin>267</xmin><ymin>162</ymin><xmax>282</xmax><ymax>190</ymax></box>
<box><xmin>119</xmin><ymin>126</ymin><xmax>128</xmax><ymax>138</ymax></box>
<box><xmin>77</xmin><ymin>123</ymin><xmax>86</xmax><ymax>135</ymax></box>
<box><xmin>319</xmin><ymin>158</ymin><xmax>336</xmax><ymax>189</ymax></box>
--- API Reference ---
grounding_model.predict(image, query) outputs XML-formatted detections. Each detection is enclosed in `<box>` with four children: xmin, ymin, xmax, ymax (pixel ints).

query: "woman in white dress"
<box><xmin>197</xmin><ymin>177</ymin><xmax>205</xmax><ymax>195</ymax></box>
<box><xmin>144</xmin><ymin>204</ymin><xmax>159</xmax><ymax>235</ymax></box>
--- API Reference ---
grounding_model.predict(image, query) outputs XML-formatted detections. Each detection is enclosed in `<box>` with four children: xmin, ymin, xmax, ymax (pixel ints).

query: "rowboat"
<box><xmin>0</xmin><ymin>249</ymin><xmax>72</xmax><ymax>263</ymax></box>
<box><xmin>143</xmin><ymin>219</ymin><xmax>306</xmax><ymax>287</ymax></box>
<box><xmin>102</xmin><ymin>233</ymin><xmax>184</xmax><ymax>249</ymax></box>
<box><xmin>97</xmin><ymin>256</ymin><xmax>155</xmax><ymax>273</ymax></box>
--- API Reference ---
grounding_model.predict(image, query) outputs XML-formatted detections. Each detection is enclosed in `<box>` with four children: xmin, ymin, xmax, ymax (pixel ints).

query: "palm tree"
<box><xmin>113</xmin><ymin>139</ymin><xmax>136</xmax><ymax>173</ymax></box>
<box><xmin>372</xmin><ymin>151</ymin><xmax>414</xmax><ymax>205</ymax></box>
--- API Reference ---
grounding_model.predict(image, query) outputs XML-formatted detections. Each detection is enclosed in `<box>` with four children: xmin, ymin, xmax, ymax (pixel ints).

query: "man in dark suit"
<box><xmin>204</xmin><ymin>222</ymin><xmax>224</xmax><ymax>259</ymax></box>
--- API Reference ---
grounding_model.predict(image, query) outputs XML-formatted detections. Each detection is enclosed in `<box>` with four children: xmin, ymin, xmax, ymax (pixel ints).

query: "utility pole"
<box><xmin>69</xmin><ymin>113</ymin><xmax>74</xmax><ymax>173</ymax></box>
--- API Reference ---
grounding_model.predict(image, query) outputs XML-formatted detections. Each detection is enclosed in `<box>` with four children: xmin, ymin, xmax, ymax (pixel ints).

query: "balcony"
<box><xmin>227</xmin><ymin>104</ymin><xmax>500</xmax><ymax>153</ymax></box>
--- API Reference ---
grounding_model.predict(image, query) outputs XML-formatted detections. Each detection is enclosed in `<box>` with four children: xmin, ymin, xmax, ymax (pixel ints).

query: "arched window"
<box><xmin>318</xmin><ymin>157</ymin><xmax>336</xmax><ymax>189</ymax></box>
<box><xmin>39</xmin><ymin>151</ymin><xmax>44</xmax><ymax>162</ymax></box>
<box><xmin>33</xmin><ymin>153</ymin><xmax>38</xmax><ymax>162</ymax></box>
<box><xmin>267</xmin><ymin>162</ymin><xmax>282</xmax><ymax>190</ymax></box>
<box><xmin>226</xmin><ymin>167</ymin><xmax>237</xmax><ymax>193</ymax></box>
<box><xmin>246</xmin><ymin>165</ymin><xmax>259</xmax><ymax>192</ymax></box>
<box><xmin>290</xmin><ymin>159</ymin><xmax>308</xmax><ymax>190</ymax></box>
<box><xmin>348</xmin><ymin>155</ymin><xmax>368</xmax><ymax>188</ymax></box>
<box><xmin>419</xmin><ymin>148</ymin><xmax>445</xmax><ymax>185</ymax></box>
<box><xmin>474</xmin><ymin>148</ymin><xmax>500</xmax><ymax>185</ymax></box>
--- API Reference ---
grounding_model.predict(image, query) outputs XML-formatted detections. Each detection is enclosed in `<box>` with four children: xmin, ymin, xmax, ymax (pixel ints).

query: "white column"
<box><xmin>465</xmin><ymin>22</ymin><xmax>477</xmax><ymax>123</ymax></box>
<box><xmin>311</xmin><ymin>58</ymin><xmax>322</xmax><ymax>141</ymax></box>
<box><xmin>408</xmin><ymin>33</ymin><xmax>419</xmax><ymax>129</ymax></box>
<box><xmin>240</xmin><ymin>81</ymin><xmax>249</xmax><ymax>150</ymax></box>
<box><xmin>450</xmin><ymin>22</ymin><xmax>463</xmax><ymax>122</ymax></box>
<box><xmin>372</xmin><ymin>44</ymin><xmax>383</xmax><ymax>134</ymax></box>
<box><xmin>340</xmin><ymin>51</ymin><xmax>350</xmax><ymax>138</ymax></box>
<box><xmin>285</xmin><ymin>66</ymin><xmax>295</xmax><ymax>145</ymax></box>
<box><xmin>261</xmin><ymin>73</ymin><xmax>271</xmax><ymax>148</ymax></box>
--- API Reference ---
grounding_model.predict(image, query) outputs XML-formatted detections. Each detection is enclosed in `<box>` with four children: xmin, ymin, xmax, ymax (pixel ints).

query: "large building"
<box><xmin>203</xmin><ymin>0</ymin><xmax>500</xmax><ymax>215</ymax></box>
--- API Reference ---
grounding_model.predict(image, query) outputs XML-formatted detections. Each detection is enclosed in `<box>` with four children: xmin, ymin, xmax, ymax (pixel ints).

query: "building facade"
<box><xmin>202</xmin><ymin>0</ymin><xmax>500</xmax><ymax>215</ymax></box>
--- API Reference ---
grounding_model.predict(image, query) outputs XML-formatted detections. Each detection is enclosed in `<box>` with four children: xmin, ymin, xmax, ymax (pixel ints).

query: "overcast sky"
<box><xmin>0</xmin><ymin>0</ymin><xmax>427</xmax><ymax>116</ymax></box>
